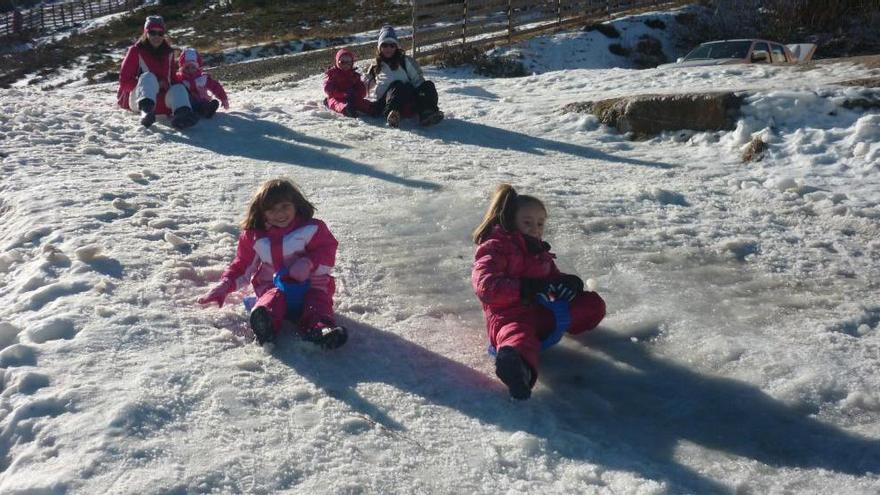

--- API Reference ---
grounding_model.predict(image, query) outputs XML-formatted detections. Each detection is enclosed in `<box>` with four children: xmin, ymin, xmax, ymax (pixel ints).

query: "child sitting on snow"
<box><xmin>472</xmin><ymin>184</ymin><xmax>606</xmax><ymax>399</ymax></box>
<box><xmin>198</xmin><ymin>178</ymin><xmax>347</xmax><ymax>349</ymax></box>
<box><xmin>323</xmin><ymin>48</ymin><xmax>373</xmax><ymax>117</ymax></box>
<box><xmin>175</xmin><ymin>47</ymin><xmax>229</xmax><ymax>118</ymax></box>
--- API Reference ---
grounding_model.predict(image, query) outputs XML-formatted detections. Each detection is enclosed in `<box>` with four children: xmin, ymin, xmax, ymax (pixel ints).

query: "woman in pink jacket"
<box><xmin>198</xmin><ymin>178</ymin><xmax>346</xmax><ymax>349</ymax></box>
<box><xmin>116</xmin><ymin>15</ymin><xmax>198</xmax><ymax>129</ymax></box>
<box><xmin>472</xmin><ymin>184</ymin><xmax>606</xmax><ymax>399</ymax></box>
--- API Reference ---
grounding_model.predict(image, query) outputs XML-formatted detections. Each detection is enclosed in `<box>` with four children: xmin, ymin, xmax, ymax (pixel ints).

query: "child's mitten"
<box><xmin>288</xmin><ymin>258</ymin><xmax>313</xmax><ymax>282</ymax></box>
<box><xmin>198</xmin><ymin>278</ymin><xmax>233</xmax><ymax>307</ymax></box>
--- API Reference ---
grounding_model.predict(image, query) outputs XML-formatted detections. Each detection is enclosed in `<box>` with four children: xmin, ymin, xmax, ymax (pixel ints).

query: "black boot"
<box><xmin>249</xmin><ymin>307</ymin><xmax>276</xmax><ymax>345</ymax></box>
<box><xmin>495</xmin><ymin>346</ymin><xmax>533</xmax><ymax>400</ymax></box>
<box><xmin>171</xmin><ymin>106</ymin><xmax>199</xmax><ymax>130</ymax></box>
<box><xmin>303</xmin><ymin>324</ymin><xmax>348</xmax><ymax>350</ymax></box>
<box><xmin>201</xmin><ymin>99</ymin><xmax>220</xmax><ymax>118</ymax></box>
<box><xmin>138</xmin><ymin>99</ymin><xmax>156</xmax><ymax>128</ymax></box>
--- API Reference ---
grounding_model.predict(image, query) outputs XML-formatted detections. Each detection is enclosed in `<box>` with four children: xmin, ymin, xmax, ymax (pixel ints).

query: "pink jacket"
<box><xmin>221</xmin><ymin>218</ymin><xmax>338</xmax><ymax>296</ymax></box>
<box><xmin>176</xmin><ymin>69</ymin><xmax>228</xmax><ymax>106</ymax></box>
<box><xmin>472</xmin><ymin>225</ymin><xmax>561</xmax><ymax>313</ymax></box>
<box><xmin>117</xmin><ymin>41</ymin><xmax>177</xmax><ymax>113</ymax></box>
<box><xmin>323</xmin><ymin>49</ymin><xmax>367</xmax><ymax>102</ymax></box>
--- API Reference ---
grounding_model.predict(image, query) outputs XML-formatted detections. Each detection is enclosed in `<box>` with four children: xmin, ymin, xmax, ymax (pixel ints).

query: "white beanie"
<box><xmin>377</xmin><ymin>25</ymin><xmax>399</xmax><ymax>48</ymax></box>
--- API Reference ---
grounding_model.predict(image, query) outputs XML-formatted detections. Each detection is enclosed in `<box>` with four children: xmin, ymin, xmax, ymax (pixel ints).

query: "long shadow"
<box><xmin>165</xmin><ymin>113</ymin><xmax>440</xmax><ymax>190</ymax></box>
<box><xmin>425</xmin><ymin>119</ymin><xmax>675</xmax><ymax>169</ymax></box>
<box><xmin>542</xmin><ymin>325</ymin><xmax>880</xmax><ymax>480</ymax></box>
<box><xmin>268</xmin><ymin>317</ymin><xmax>879</xmax><ymax>492</ymax></box>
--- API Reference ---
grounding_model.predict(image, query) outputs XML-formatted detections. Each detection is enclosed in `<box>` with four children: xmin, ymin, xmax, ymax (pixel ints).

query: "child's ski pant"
<box><xmin>253</xmin><ymin>281</ymin><xmax>336</xmax><ymax>335</ymax></box>
<box><xmin>489</xmin><ymin>291</ymin><xmax>605</xmax><ymax>385</ymax></box>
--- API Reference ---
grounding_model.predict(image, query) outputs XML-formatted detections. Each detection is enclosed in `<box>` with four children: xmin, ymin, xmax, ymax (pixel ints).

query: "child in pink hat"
<box><xmin>175</xmin><ymin>47</ymin><xmax>229</xmax><ymax>118</ymax></box>
<box><xmin>323</xmin><ymin>48</ymin><xmax>373</xmax><ymax>117</ymax></box>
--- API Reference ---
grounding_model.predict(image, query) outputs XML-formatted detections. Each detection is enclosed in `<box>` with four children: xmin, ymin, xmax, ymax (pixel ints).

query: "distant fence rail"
<box><xmin>1</xmin><ymin>0</ymin><xmax>141</xmax><ymax>39</ymax></box>
<box><xmin>412</xmin><ymin>0</ymin><xmax>669</xmax><ymax>56</ymax></box>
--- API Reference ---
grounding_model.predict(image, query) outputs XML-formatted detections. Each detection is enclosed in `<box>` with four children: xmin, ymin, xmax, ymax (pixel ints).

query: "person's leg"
<box><xmin>166</xmin><ymin>84</ymin><xmax>198</xmax><ymax>129</ymax></box>
<box><xmin>129</xmin><ymin>72</ymin><xmax>159</xmax><ymax>111</ymax></box>
<box><xmin>249</xmin><ymin>287</ymin><xmax>287</xmax><ymax>344</ymax></box>
<box><xmin>325</xmin><ymin>97</ymin><xmax>351</xmax><ymax>115</ymax></box>
<box><xmin>567</xmin><ymin>291</ymin><xmax>606</xmax><ymax>335</ymax></box>
<box><xmin>414</xmin><ymin>80</ymin><xmax>439</xmax><ymax>115</ymax></box>
<box><xmin>298</xmin><ymin>278</ymin><xmax>347</xmax><ymax>349</ymax></box>
<box><xmin>491</xmin><ymin>316</ymin><xmax>544</xmax><ymax>399</ymax></box>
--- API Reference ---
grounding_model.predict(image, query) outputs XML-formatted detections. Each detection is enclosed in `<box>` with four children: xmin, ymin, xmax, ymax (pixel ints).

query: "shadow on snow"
<box><xmin>165</xmin><ymin>113</ymin><xmax>440</xmax><ymax>190</ymax></box>
<box><xmin>426</xmin><ymin>119</ymin><xmax>675</xmax><ymax>170</ymax></box>
<box><xmin>270</xmin><ymin>319</ymin><xmax>880</xmax><ymax>494</ymax></box>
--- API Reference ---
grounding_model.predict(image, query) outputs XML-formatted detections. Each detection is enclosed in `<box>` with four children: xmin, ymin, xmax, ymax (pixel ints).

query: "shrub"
<box><xmin>633</xmin><ymin>35</ymin><xmax>668</xmax><ymax>68</ymax></box>
<box><xmin>644</xmin><ymin>19</ymin><xmax>666</xmax><ymax>30</ymax></box>
<box><xmin>608</xmin><ymin>43</ymin><xmax>630</xmax><ymax>57</ymax></box>
<box><xmin>584</xmin><ymin>22</ymin><xmax>620</xmax><ymax>38</ymax></box>
<box><xmin>434</xmin><ymin>44</ymin><xmax>527</xmax><ymax>78</ymax></box>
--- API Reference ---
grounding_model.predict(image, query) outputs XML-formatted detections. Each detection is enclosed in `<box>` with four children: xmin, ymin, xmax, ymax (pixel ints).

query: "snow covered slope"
<box><xmin>1</xmin><ymin>52</ymin><xmax>879</xmax><ymax>494</ymax></box>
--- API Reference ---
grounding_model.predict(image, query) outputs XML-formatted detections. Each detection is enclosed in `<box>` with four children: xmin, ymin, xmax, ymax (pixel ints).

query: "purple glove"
<box><xmin>198</xmin><ymin>278</ymin><xmax>232</xmax><ymax>307</ymax></box>
<box><xmin>288</xmin><ymin>258</ymin><xmax>313</xmax><ymax>282</ymax></box>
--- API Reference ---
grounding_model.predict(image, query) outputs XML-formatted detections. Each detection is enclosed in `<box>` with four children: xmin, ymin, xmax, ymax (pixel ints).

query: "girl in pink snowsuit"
<box><xmin>323</xmin><ymin>48</ymin><xmax>373</xmax><ymax>117</ymax></box>
<box><xmin>198</xmin><ymin>178</ymin><xmax>347</xmax><ymax>349</ymax></box>
<box><xmin>175</xmin><ymin>47</ymin><xmax>229</xmax><ymax>118</ymax></box>
<box><xmin>472</xmin><ymin>184</ymin><xmax>606</xmax><ymax>399</ymax></box>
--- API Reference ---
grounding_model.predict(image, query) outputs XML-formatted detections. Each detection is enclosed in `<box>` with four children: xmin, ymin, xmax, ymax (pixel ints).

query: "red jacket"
<box><xmin>176</xmin><ymin>70</ymin><xmax>228</xmax><ymax>106</ymax></box>
<box><xmin>117</xmin><ymin>41</ymin><xmax>177</xmax><ymax>114</ymax></box>
<box><xmin>472</xmin><ymin>225</ymin><xmax>561</xmax><ymax>312</ymax></box>
<box><xmin>323</xmin><ymin>66</ymin><xmax>367</xmax><ymax>102</ymax></box>
<box><xmin>221</xmin><ymin>217</ymin><xmax>338</xmax><ymax>296</ymax></box>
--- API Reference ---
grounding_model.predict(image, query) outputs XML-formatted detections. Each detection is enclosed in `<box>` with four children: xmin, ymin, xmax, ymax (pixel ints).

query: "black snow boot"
<box><xmin>249</xmin><ymin>307</ymin><xmax>276</xmax><ymax>345</ymax></box>
<box><xmin>138</xmin><ymin>99</ymin><xmax>156</xmax><ymax>128</ymax></box>
<box><xmin>495</xmin><ymin>346</ymin><xmax>533</xmax><ymax>400</ymax></box>
<box><xmin>200</xmin><ymin>99</ymin><xmax>220</xmax><ymax>118</ymax></box>
<box><xmin>419</xmin><ymin>110</ymin><xmax>444</xmax><ymax>127</ymax></box>
<box><xmin>303</xmin><ymin>324</ymin><xmax>348</xmax><ymax>350</ymax></box>
<box><xmin>171</xmin><ymin>106</ymin><xmax>199</xmax><ymax>130</ymax></box>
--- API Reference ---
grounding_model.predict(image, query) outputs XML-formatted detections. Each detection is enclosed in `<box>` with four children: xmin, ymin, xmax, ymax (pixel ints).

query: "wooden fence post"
<box><xmin>557</xmin><ymin>0</ymin><xmax>561</xmax><ymax>29</ymax></box>
<box><xmin>411</xmin><ymin>0</ymin><xmax>418</xmax><ymax>56</ymax></box>
<box><xmin>507</xmin><ymin>0</ymin><xmax>512</xmax><ymax>44</ymax></box>
<box><xmin>462</xmin><ymin>0</ymin><xmax>468</xmax><ymax>46</ymax></box>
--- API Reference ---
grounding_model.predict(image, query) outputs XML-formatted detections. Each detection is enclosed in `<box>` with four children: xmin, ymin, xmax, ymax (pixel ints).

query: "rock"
<box><xmin>563</xmin><ymin>92</ymin><xmax>743</xmax><ymax>139</ymax></box>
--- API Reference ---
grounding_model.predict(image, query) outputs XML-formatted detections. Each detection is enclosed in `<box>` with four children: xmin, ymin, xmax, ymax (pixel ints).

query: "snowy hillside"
<box><xmin>2</xmin><ymin>27</ymin><xmax>880</xmax><ymax>495</ymax></box>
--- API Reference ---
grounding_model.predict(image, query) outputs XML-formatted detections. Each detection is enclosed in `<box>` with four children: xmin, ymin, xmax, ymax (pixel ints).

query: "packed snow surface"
<box><xmin>1</xmin><ymin>27</ymin><xmax>880</xmax><ymax>494</ymax></box>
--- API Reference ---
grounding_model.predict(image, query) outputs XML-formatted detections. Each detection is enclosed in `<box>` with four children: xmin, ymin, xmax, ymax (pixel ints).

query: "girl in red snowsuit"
<box><xmin>472</xmin><ymin>184</ymin><xmax>606</xmax><ymax>399</ymax></box>
<box><xmin>323</xmin><ymin>48</ymin><xmax>373</xmax><ymax>117</ymax></box>
<box><xmin>198</xmin><ymin>179</ymin><xmax>347</xmax><ymax>349</ymax></box>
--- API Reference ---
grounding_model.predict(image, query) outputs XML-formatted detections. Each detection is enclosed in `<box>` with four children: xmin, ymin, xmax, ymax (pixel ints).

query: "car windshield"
<box><xmin>683</xmin><ymin>41</ymin><xmax>752</xmax><ymax>61</ymax></box>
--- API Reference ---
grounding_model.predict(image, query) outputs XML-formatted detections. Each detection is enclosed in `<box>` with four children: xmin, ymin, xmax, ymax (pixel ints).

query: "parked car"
<box><xmin>658</xmin><ymin>39</ymin><xmax>816</xmax><ymax>68</ymax></box>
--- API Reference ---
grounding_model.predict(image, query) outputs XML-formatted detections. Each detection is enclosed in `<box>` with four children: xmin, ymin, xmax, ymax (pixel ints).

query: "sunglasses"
<box><xmin>338</xmin><ymin>58</ymin><xmax>354</xmax><ymax>65</ymax></box>
<box><xmin>148</xmin><ymin>30</ymin><xmax>165</xmax><ymax>37</ymax></box>
<box><xmin>380</xmin><ymin>43</ymin><xmax>396</xmax><ymax>48</ymax></box>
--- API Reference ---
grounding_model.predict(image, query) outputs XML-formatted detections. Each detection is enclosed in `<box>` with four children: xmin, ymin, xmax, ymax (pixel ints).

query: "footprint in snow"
<box><xmin>127</xmin><ymin>169</ymin><xmax>160</xmax><ymax>185</ymax></box>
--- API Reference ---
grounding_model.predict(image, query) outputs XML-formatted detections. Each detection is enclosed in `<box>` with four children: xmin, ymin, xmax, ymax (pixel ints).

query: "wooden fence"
<box><xmin>411</xmin><ymin>0</ymin><xmax>667</xmax><ymax>56</ymax></box>
<box><xmin>0</xmin><ymin>0</ymin><xmax>140</xmax><ymax>39</ymax></box>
